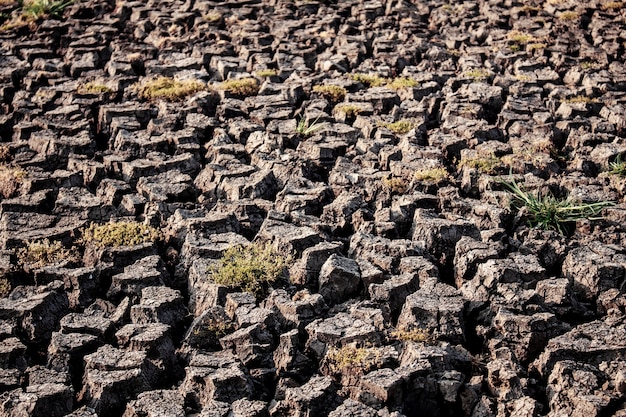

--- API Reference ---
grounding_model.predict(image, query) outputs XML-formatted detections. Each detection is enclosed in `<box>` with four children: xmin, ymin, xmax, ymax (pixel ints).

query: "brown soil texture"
<box><xmin>1</xmin><ymin>0</ymin><xmax>626</xmax><ymax>416</ymax></box>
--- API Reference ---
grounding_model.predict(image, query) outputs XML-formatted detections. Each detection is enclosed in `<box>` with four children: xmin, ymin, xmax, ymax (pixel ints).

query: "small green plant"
<box><xmin>501</xmin><ymin>179</ymin><xmax>615</xmax><ymax>235</ymax></box>
<box><xmin>349</xmin><ymin>73</ymin><xmax>387</xmax><ymax>87</ymax></box>
<box><xmin>0</xmin><ymin>0</ymin><xmax>72</xmax><ymax>29</ymax></box>
<box><xmin>382</xmin><ymin>175</ymin><xmax>409</xmax><ymax>194</ymax></box>
<box><xmin>390</xmin><ymin>328</ymin><xmax>432</xmax><ymax>343</ymax></box>
<box><xmin>78</xmin><ymin>82</ymin><xmax>113</xmax><ymax>94</ymax></box>
<box><xmin>209</xmin><ymin>242</ymin><xmax>291</xmax><ymax>299</ymax></box>
<box><xmin>334</xmin><ymin>104</ymin><xmax>363</xmax><ymax>118</ymax></box>
<box><xmin>220</xmin><ymin>77</ymin><xmax>259</xmax><ymax>97</ymax></box>
<box><xmin>378</xmin><ymin>119</ymin><xmax>417</xmax><ymax>134</ymax></box>
<box><xmin>458</xmin><ymin>154</ymin><xmax>502</xmax><ymax>174</ymax></box>
<box><xmin>138</xmin><ymin>77</ymin><xmax>207</xmax><ymax>101</ymax></box>
<box><xmin>312</xmin><ymin>85</ymin><xmax>346</xmax><ymax>102</ymax></box>
<box><xmin>325</xmin><ymin>345</ymin><xmax>382</xmax><ymax>374</ymax></box>
<box><xmin>609</xmin><ymin>155</ymin><xmax>626</xmax><ymax>176</ymax></box>
<box><xmin>414</xmin><ymin>167</ymin><xmax>450</xmax><ymax>183</ymax></box>
<box><xmin>255</xmin><ymin>68</ymin><xmax>279</xmax><ymax>78</ymax></box>
<box><xmin>0</xmin><ymin>278</ymin><xmax>10</xmax><ymax>298</ymax></box>
<box><xmin>387</xmin><ymin>76</ymin><xmax>419</xmax><ymax>90</ymax></box>
<box><xmin>22</xmin><ymin>0</ymin><xmax>72</xmax><ymax>19</ymax></box>
<box><xmin>0</xmin><ymin>164</ymin><xmax>26</xmax><ymax>199</ymax></box>
<box><xmin>295</xmin><ymin>115</ymin><xmax>325</xmax><ymax>137</ymax></box>
<box><xmin>464</xmin><ymin>68</ymin><xmax>491</xmax><ymax>81</ymax></box>
<box><xmin>17</xmin><ymin>239</ymin><xmax>76</xmax><ymax>268</ymax></box>
<box><xmin>81</xmin><ymin>221</ymin><xmax>162</xmax><ymax>248</ymax></box>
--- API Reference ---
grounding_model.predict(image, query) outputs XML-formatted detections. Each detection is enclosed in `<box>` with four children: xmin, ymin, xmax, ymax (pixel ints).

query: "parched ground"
<box><xmin>0</xmin><ymin>0</ymin><xmax>626</xmax><ymax>416</ymax></box>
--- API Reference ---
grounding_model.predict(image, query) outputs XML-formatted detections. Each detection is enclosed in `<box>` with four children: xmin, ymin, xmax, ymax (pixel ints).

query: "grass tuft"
<box><xmin>563</xmin><ymin>95</ymin><xmax>599</xmax><ymax>104</ymax></box>
<box><xmin>349</xmin><ymin>73</ymin><xmax>387</xmax><ymax>87</ymax></box>
<box><xmin>528</xmin><ymin>42</ymin><xmax>547</xmax><ymax>51</ymax></box>
<box><xmin>325</xmin><ymin>345</ymin><xmax>382</xmax><ymax>374</ymax></box>
<box><xmin>609</xmin><ymin>155</ymin><xmax>626</xmax><ymax>176</ymax></box>
<box><xmin>558</xmin><ymin>11</ymin><xmax>580</xmax><ymax>21</ymax></box>
<box><xmin>78</xmin><ymin>82</ymin><xmax>113</xmax><ymax>94</ymax></box>
<box><xmin>382</xmin><ymin>175</ymin><xmax>409</xmax><ymax>194</ymax></box>
<box><xmin>387</xmin><ymin>76</ymin><xmax>419</xmax><ymax>90</ymax></box>
<box><xmin>138</xmin><ymin>77</ymin><xmax>207</xmax><ymax>101</ymax></box>
<box><xmin>312</xmin><ymin>85</ymin><xmax>346</xmax><ymax>102</ymax></box>
<box><xmin>390</xmin><ymin>328</ymin><xmax>432</xmax><ymax>343</ymax></box>
<box><xmin>414</xmin><ymin>167</ymin><xmax>450</xmax><ymax>183</ymax></box>
<box><xmin>508</xmin><ymin>30</ymin><xmax>535</xmax><ymax>45</ymax></box>
<box><xmin>81</xmin><ymin>221</ymin><xmax>162</xmax><ymax>248</ymax></box>
<box><xmin>458</xmin><ymin>154</ymin><xmax>502</xmax><ymax>174</ymax></box>
<box><xmin>580</xmin><ymin>60</ymin><xmax>598</xmax><ymax>70</ymax></box>
<box><xmin>17</xmin><ymin>239</ymin><xmax>76</xmax><ymax>268</ymax></box>
<box><xmin>601</xmin><ymin>1</ymin><xmax>623</xmax><ymax>10</ymax></box>
<box><xmin>209</xmin><ymin>242</ymin><xmax>291</xmax><ymax>299</ymax></box>
<box><xmin>378</xmin><ymin>119</ymin><xmax>417</xmax><ymax>134</ymax></box>
<box><xmin>0</xmin><ymin>278</ymin><xmax>10</xmax><ymax>298</ymax></box>
<box><xmin>220</xmin><ymin>77</ymin><xmax>259</xmax><ymax>97</ymax></box>
<box><xmin>500</xmin><ymin>178</ymin><xmax>614</xmax><ymax>235</ymax></box>
<box><xmin>295</xmin><ymin>115</ymin><xmax>325</xmax><ymax>137</ymax></box>
<box><xmin>255</xmin><ymin>68</ymin><xmax>279</xmax><ymax>78</ymax></box>
<box><xmin>203</xmin><ymin>11</ymin><xmax>222</xmax><ymax>22</ymax></box>
<box><xmin>0</xmin><ymin>164</ymin><xmax>26</xmax><ymax>199</ymax></box>
<box><xmin>464</xmin><ymin>68</ymin><xmax>491</xmax><ymax>81</ymax></box>
<box><xmin>334</xmin><ymin>104</ymin><xmax>363</xmax><ymax>118</ymax></box>
<box><xmin>0</xmin><ymin>145</ymin><xmax>10</xmax><ymax>163</ymax></box>
<box><xmin>22</xmin><ymin>0</ymin><xmax>72</xmax><ymax>19</ymax></box>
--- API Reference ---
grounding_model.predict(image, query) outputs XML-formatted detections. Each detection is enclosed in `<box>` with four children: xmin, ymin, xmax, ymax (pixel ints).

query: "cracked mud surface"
<box><xmin>0</xmin><ymin>0</ymin><xmax>626</xmax><ymax>416</ymax></box>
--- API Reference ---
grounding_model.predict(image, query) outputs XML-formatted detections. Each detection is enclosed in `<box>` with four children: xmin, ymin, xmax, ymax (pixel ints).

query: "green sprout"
<box><xmin>22</xmin><ymin>0</ymin><xmax>73</xmax><ymax>20</ymax></box>
<box><xmin>501</xmin><ymin>179</ymin><xmax>614</xmax><ymax>235</ymax></box>
<box><xmin>609</xmin><ymin>155</ymin><xmax>626</xmax><ymax>176</ymax></box>
<box><xmin>295</xmin><ymin>115</ymin><xmax>325</xmax><ymax>137</ymax></box>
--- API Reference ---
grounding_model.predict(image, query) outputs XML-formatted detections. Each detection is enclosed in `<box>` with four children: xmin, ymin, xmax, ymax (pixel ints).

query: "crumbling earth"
<box><xmin>0</xmin><ymin>0</ymin><xmax>626</xmax><ymax>416</ymax></box>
